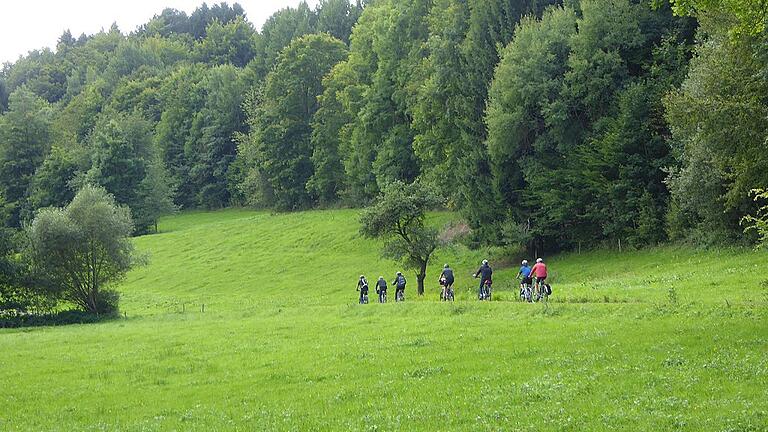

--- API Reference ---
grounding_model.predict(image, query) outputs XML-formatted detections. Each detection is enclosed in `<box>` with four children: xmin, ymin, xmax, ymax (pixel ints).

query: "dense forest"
<box><xmin>0</xmin><ymin>0</ymin><xmax>766</xmax><ymax>252</ymax></box>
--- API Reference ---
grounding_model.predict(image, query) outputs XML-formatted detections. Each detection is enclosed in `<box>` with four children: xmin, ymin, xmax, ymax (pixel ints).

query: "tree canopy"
<box><xmin>0</xmin><ymin>0</ymin><xmax>764</xmax><ymax>254</ymax></box>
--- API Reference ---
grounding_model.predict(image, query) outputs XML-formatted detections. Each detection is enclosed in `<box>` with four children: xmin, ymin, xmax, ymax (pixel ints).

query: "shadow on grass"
<box><xmin>0</xmin><ymin>310</ymin><xmax>119</xmax><ymax>329</ymax></box>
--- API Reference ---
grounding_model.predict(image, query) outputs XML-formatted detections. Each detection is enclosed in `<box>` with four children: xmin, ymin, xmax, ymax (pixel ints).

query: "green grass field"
<box><xmin>2</xmin><ymin>209</ymin><xmax>767</xmax><ymax>431</ymax></box>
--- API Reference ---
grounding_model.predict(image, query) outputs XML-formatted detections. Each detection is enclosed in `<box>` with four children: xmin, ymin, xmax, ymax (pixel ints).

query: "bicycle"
<box><xmin>395</xmin><ymin>289</ymin><xmax>405</xmax><ymax>302</ymax></box>
<box><xmin>519</xmin><ymin>280</ymin><xmax>532</xmax><ymax>302</ymax></box>
<box><xmin>439</xmin><ymin>277</ymin><xmax>455</xmax><ymax>301</ymax></box>
<box><xmin>377</xmin><ymin>290</ymin><xmax>387</xmax><ymax>303</ymax></box>
<box><xmin>478</xmin><ymin>280</ymin><xmax>492</xmax><ymax>301</ymax></box>
<box><xmin>359</xmin><ymin>291</ymin><xmax>369</xmax><ymax>304</ymax></box>
<box><xmin>533</xmin><ymin>279</ymin><xmax>549</xmax><ymax>302</ymax></box>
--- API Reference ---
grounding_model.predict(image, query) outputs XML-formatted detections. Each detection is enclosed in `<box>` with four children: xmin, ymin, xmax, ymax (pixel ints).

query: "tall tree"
<box><xmin>133</xmin><ymin>159</ymin><xmax>177</xmax><ymax>233</ymax></box>
<box><xmin>87</xmin><ymin>111</ymin><xmax>153</xmax><ymax>209</ymax></box>
<box><xmin>196</xmin><ymin>16</ymin><xmax>258</xmax><ymax>67</ymax></box>
<box><xmin>242</xmin><ymin>34</ymin><xmax>348</xmax><ymax>210</ymax></box>
<box><xmin>665</xmin><ymin>10</ymin><xmax>768</xmax><ymax>244</ymax></box>
<box><xmin>0</xmin><ymin>88</ymin><xmax>53</xmax><ymax>227</ymax></box>
<box><xmin>252</xmin><ymin>2</ymin><xmax>317</xmax><ymax>79</ymax></box>
<box><xmin>316</xmin><ymin>0</ymin><xmax>365</xmax><ymax>44</ymax></box>
<box><xmin>186</xmin><ymin>65</ymin><xmax>247</xmax><ymax>208</ymax></box>
<box><xmin>485</xmin><ymin>0</ymin><xmax>694</xmax><ymax>250</ymax></box>
<box><xmin>155</xmin><ymin>65</ymin><xmax>206</xmax><ymax>208</ymax></box>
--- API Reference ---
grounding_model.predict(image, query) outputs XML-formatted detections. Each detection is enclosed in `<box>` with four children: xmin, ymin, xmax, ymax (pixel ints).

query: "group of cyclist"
<box><xmin>355</xmin><ymin>257</ymin><xmax>550</xmax><ymax>303</ymax></box>
<box><xmin>356</xmin><ymin>272</ymin><xmax>408</xmax><ymax>304</ymax></box>
<box><xmin>515</xmin><ymin>258</ymin><xmax>550</xmax><ymax>302</ymax></box>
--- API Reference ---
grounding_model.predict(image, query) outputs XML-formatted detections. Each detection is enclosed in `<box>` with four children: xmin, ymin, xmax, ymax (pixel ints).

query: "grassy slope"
<box><xmin>1</xmin><ymin>209</ymin><xmax>767</xmax><ymax>431</ymax></box>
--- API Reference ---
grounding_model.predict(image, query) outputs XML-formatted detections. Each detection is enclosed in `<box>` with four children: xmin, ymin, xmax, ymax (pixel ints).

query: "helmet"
<box><xmin>444</xmin><ymin>263</ymin><xmax>449</xmax><ymax>268</ymax></box>
<box><xmin>360</xmin><ymin>275</ymin><xmax>365</xmax><ymax>279</ymax></box>
<box><xmin>379</xmin><ymin>276</ymin><xmax>384</xmax><ymax>280</ymax></box>
<box><xmin>536</xmin><ymin>258</ymin><xmax>543</xmax><ymax>263</ymax></box>
<box><xmin>396</xmin><ymin>271</ymin><xmax>402</xmax><ymax>276</ymax></box>
<box><xmin>482</xmin><ymin>259</ymin><xmax>488</xmax><ymax>265</ymax></box>
<box><xmin>522</xmin><ymin>260</ymin><xmax>528</xmax><ymax>266</ymax></box>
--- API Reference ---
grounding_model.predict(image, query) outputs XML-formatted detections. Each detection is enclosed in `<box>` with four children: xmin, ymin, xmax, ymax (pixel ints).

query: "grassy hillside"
<box><xmin>1</xmin><ymin>209</ymin><xmax>767</xmax><ymax>431</ymax></box>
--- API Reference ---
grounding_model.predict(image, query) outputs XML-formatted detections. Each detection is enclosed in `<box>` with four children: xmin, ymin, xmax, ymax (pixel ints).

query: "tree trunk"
<box><xmin>417</xmin><ymin>260</ymin><xmax>427</xmax><ymax>296</ymax></box>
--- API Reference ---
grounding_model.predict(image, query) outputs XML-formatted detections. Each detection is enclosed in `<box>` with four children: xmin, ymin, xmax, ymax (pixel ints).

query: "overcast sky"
<box><xmin>1</xmin><ymin>0</ymin><xmax>321</xmax><ymax>64</ymax></box>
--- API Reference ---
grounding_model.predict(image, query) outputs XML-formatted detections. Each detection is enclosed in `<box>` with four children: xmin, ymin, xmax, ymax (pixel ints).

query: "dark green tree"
<box><xmin>316</xmin><ymin>0</ymin><xmax>364</xmax><ymax>44</ymax></box>
<box><xmin>243</xmin><ymin>34</ymin><xmax>348</xmax><ymax>210</ymax></box>
<box><xmin>0</xmin><ymin>88</ymin><xmax>53</xmax><ymax>227</ymax></box>
<box><xmin>252</xmin><ymin>2</ymin><xmax>317</xmax><ymax>79</ymax></box>
<box><xmin>155</xmin><ymin>65</ymin><xmax>206</xmax><ymax>208</ymax></box>
<box><xmin>186</xmin><ymin>65</ymin><xmax>247</xmax><ymax>208</ymax></box>
<box><xmin>308</xmin><ymin>62</ymin><xmax>353</xmax><ymax>205</ymax></box>
<box><xmin>133</xmin><ymin>159</ymin><xmax>178</xmax><ymax>233</ymax></box>
<box><xmin>26</xmin><ymin>144</ymin><xmax>87</xmax><ymax>216</ymax></box>
<box><xmin>87</xmin><ymin>112</ymin><xmax>153</xmax><ymax>209</ymax></box>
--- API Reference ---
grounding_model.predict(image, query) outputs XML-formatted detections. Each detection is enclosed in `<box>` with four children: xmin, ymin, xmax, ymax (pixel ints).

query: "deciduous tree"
<box><xmin>360</xmin><ymin>181</ymin><xmax>441</xmax><ymax>295</ymax></box>
<box><xmin>26</xmin><ymin>185</ymin><xmax>135</xmax><ymax>314</ymax></box>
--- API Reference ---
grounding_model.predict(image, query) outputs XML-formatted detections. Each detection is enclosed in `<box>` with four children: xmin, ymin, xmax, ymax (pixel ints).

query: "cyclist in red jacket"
<box><xmin>530</xmin><ymin>258</ymin><xmax>548</xmax><ymax>300</ymax></box>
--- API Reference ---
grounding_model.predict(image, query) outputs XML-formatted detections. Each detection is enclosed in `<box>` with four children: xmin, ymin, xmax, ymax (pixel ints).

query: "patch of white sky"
<box><xmin>1</xmin><ymin>0</ymin><xmax>321</xmax><ymax>64</ymax></box>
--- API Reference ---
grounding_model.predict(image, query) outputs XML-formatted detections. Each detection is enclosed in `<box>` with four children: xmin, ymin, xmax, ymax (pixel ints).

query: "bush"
<box><xmin>95</xmin><ymin>289</ymin><xmax>120</xmax><ymax>315</ymax></box>
<box><xmin>0</xmin><ymin>309</ymin><xmax>117</xmax><ymax>329</ymax></box>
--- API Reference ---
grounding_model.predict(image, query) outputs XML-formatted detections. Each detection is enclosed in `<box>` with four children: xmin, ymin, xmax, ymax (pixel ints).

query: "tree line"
<box><xmin>1</xmin><ymin>0</ymin><xmax>767</xmax><ymax>314</ymax></box>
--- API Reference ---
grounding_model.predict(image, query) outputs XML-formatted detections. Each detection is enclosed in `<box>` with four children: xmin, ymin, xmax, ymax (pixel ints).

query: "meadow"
<box><xmin>1</xmin><ymin>209</ymin><xmax>767</xmax><ymax>431</ymax></box>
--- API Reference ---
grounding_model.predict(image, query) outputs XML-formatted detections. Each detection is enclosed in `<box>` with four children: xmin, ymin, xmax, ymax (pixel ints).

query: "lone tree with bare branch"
<box><xmin>360</xmin><ymin>181</ymin><xmax>442</xmax><ymax>295</ymax></box>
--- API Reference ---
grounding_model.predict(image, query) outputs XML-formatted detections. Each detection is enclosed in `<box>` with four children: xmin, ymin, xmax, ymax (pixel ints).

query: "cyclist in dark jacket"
<box><xmin>439</xmin><ymin>264</ymin><xmax>455</xmax><ymax>299</ymax></box>
<box><xmin>392</xmin><ymin>271</ymin><xmax>406</xmax><ymax>301</ymax></box>
<box><xmin>356</xmin><ymin>275</ymin><xmax>369</xmax><ymax>304</ymax></box>
<box><xmin>440</xmin><ymin>264</ymin><xmax>455</xmax><ymax>287</ymax></box>
<box><xmin>473</xmin><ymin>260</ymin><xmax>493</xmax><ymax>288</ymax></box>
<box><xmin>375</xmin><ymin>276</ymin><xmax>388</xmax><ymax>303</ymax></box>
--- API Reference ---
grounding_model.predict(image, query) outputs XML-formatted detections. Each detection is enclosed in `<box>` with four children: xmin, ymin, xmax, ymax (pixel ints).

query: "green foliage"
<box><xmin>360</xmin><ymin>181</ymin><xmax>442</xmax><ymax>294</ymax></box>
<box><xmin>186</xmin><ymin>65</ymin><xmax>247</xmax><ymax>208</ymax></box>
<box><xmin>133</xmin><ymin>160</ymin><xmax>178</xmax><ymax>234</ymax></box>
<box><xmin>0</xmin><ymin>0</ymin><xmax>764</xmax><ymax>254</ymax></box>
<box><xmin>308</xmin><ymin>62</ymin><xmax>352</xmax><ymax>205</ymax></box>
<box><xmin>86</xmin><ymin>111</ymin><xmax>155</xmax><ymax>231</ymax></box>
<box><xmin>0</xmin><ymin>77</ymin><xmax>8</xmax><ymax>112</ymax></box>
<box><xmin>743</xmin><ymin>189</ymin><xmax>768</xmax><ymax>248</ymax></box>
<box><xmin>139</xmin><ymin>2</ymin><xmax>246</xmax><ymax>40</ymax></box>
<box><xmin>666</xmin><ymin>0</ymin><xmax>767</xmax><ymax>36</ymax></box>
<box><xmin>26</xmin><ymin>145</ymin><xmax>87</xmax><ymax>216</ymax></box>
<box><xmin>240</xmin><ymin>34</ymin><xmax>348</xmax><ymax>210</ymax></box>
<box><xmin>0</xmin><ymin>87</ymin><xmax>53</xmax><ymax>227</ymax></box>
<box><xmin>196</xmin><ymin>16</ymin><xmax>258</xmax><ymax>67</ymax></box>
<box><xmin>664</xmin><ymin>16</ymin><xmax>768</xmax><ymax>245</ymax></box>
<box><xmin>154</xmin><ymin>65</ymin><xmax>206</xmax><ymax>208</ymax></box>
<box><xmin>25</xmin><ymin>185</ymin><xmax>134</xmax><ymax>313</ymax></box>
<box><xmin>252</xmin><ymin>2</ymin><xmax>317</xmax><ymax>79</ymax></box>
<box><xmin>316</xmin><ymin>0</ymin><xmax>364</xmax><ymax>44</ymax></box>
<box><xmin>485</xmin><ymin>0</ymin><xmax>694</xmax><ymax>251</ymax></box>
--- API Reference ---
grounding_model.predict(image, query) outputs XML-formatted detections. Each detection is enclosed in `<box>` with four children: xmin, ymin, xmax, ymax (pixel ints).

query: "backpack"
<box><xmin>397</xmin><ymin>275</ymin><xmax>406</xmax><ymax>289</ymax></box>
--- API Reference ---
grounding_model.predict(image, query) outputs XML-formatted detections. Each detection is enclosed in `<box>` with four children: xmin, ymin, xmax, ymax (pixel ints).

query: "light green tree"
<box><xmin>26</xmin><ymin>185</ymin><xmax>136</xmax><ymax>314</ymax></box>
